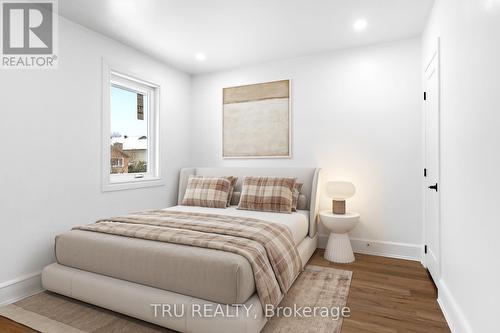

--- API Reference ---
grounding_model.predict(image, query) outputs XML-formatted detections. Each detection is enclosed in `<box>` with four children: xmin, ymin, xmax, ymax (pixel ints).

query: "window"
<box><xmin>102</xmin><ymin>62</ymin><xmax>162</xmax><ymax>191</ymax></box>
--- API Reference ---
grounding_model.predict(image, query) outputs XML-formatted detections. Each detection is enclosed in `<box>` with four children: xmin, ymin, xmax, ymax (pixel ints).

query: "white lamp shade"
<box><xmin>326</xmin><ymin>181</ymin><xmax>356</xmax><ymax>200</ymax></box>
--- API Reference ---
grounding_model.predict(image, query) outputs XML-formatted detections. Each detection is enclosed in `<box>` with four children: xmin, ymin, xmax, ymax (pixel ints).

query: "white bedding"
<box><xmin>164</xmin><ymin>205</ymin><xmax>309</xmax><ymax>245</ymax></box>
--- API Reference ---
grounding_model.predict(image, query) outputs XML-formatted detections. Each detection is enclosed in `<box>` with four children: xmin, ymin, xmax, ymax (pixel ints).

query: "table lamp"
<box><xmin>326</xmin><ymin>181</ymin><xmax>356</xmax><ymax>214</ymax></box>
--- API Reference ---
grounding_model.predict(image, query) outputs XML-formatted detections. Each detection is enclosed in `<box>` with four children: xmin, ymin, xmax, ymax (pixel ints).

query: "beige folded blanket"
<box><xmin>73</xmin><ymin>210</ymin><xmax>302</xmax><ymax>308</ymax></box>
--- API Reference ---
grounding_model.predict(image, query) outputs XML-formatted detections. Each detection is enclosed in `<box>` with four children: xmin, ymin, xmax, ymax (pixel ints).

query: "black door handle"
<box><xmin>428</xmin><ymin>183</ymin><xmax>438</xmax><ymax>192</ymax></box>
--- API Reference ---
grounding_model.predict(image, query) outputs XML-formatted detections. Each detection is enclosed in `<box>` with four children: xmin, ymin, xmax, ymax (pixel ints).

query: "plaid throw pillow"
<box><xmin>291</xmin><ymin>183</ymin><xmax>303</xmax><ymax>212</ymax></box>
<box><xmin>182</xmin><ymin>176</ymin><xmax>231</xmax><ymax>208</ymax></box>
<box><xmin>238</xmin><ymin>177</ymin><xmax>296</xmax><ymax>213</ymax></box>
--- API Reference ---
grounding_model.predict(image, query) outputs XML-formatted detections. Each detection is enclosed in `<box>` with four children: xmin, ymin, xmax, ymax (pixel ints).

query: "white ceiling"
<box><xmin>59</xmin><ymin>0</ymin><xmax>434</xmax><ymax>74</ymax></box>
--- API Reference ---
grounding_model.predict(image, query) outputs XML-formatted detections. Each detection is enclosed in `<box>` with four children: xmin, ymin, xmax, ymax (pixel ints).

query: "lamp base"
<box><xmin>332</xmin><ymin>200</ymin><xmax>346</xmax><ymax>214</ymax></box>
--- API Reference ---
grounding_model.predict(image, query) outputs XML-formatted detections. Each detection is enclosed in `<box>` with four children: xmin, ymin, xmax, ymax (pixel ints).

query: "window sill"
<box><xmin>102</xmin><ymin>177</ymin><xmax>165</xmax><ymax>192</ymax></box>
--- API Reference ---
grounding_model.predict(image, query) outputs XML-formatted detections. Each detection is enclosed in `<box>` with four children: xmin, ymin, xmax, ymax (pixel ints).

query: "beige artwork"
<box><xmin>223</xmin><ymin>80</ymin><xmax>291</xmax><ymax>158</ymax></box>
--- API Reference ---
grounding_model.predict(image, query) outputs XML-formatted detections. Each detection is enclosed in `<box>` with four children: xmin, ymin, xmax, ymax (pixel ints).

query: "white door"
<box><xmin>424</xmin><ymin>42</ymin><xmax>440</xmax><ymax>282</ymax></box>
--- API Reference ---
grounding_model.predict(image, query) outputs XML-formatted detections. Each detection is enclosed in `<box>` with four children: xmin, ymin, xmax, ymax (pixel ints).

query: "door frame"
<box><xmin>422</xmin><ymin>37</ymin><xmax>441</xmax><ymax>281</ymax></box>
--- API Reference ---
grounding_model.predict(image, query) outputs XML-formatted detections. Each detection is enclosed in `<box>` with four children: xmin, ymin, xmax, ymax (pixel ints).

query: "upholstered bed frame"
<box><xmin>42</xmin><ymin>167</ymin><xmax>322</xmax><ymax>333</ymax></box>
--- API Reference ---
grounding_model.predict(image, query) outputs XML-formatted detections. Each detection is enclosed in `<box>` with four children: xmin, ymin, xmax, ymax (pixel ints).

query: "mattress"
<box><xmin>55</xmin><ymin>206</ymin><xmax>309</xmax><ymax>305</ymax></box>
<box><xmin>164</xmin><ymin>205</ymin><xmax>309</xmax><ymax>246</ymax></box>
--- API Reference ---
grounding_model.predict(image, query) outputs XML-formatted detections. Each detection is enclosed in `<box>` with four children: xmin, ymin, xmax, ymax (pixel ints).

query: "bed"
<box><xmin>42</xmin><ymin>167</ymin><xmax>322</xmax><ymax>333</ymax></box>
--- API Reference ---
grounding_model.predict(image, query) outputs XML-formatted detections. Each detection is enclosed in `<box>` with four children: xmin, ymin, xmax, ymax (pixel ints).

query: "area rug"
<box><xmin>0</xmin><ymin>265</ymin><xmax>352</xmax><ymax>333</ymax></box>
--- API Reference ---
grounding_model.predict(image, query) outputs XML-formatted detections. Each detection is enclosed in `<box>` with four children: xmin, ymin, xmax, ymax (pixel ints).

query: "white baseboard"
<box><xmin>318</xmin><ymin>234</ymin><xmax>422</xmax><ymax>261</ymax></box>
<box><xmin>0</xmin><ymin>271</ymin><xmax>44</xmax><ymax>307</ymax></box>
<box><xmin>437</xmin><ymin>279</ymin><xmax>473</xmax><ymax>333</ymax></box>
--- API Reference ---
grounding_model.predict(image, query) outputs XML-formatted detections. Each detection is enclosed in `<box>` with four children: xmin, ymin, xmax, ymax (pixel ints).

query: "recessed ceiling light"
<box><xmin>195</xmin><ymin>52</ymin><xmax>206</xmax><ymax>62</ymax></box>
<box><xmin>353</xmin><ymin>19</ymin><xmax>367</xmax><ymax>31</ymax></box>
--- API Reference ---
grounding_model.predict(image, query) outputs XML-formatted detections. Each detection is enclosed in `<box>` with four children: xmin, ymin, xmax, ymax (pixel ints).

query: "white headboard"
<box><xmin>177</xmin><ymin>167</ymin><xmax>322</xmax><ymax>237</ymax></box>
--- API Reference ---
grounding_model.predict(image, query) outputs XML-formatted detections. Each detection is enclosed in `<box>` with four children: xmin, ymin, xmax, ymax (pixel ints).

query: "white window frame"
<box><xmin>102</xmin><ymin>60</ymin><xmax>163</xmax><ymax>191</ymax></box>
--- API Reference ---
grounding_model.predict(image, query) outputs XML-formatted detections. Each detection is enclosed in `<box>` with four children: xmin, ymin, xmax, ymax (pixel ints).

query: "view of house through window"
<box><xmin>110</xmin><ymin>85</ymin><xmax>149</xmax><ymax>175</ymax></box>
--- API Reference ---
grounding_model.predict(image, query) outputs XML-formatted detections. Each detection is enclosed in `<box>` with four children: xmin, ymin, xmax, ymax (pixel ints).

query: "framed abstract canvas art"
<box><xmin>222</xmin><ymin>79</ymin><xmax>291</xmax><ymax>158</ymax></box>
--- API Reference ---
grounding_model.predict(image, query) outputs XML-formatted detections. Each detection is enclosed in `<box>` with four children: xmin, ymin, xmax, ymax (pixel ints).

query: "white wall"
<box><xmin>0</xmin><ymin>17</ymin><xmax>191</xmax><ymax>300</ymax></box>
<box><xmin>422</xmin><ymin>1</ymin><xmax>500</xmax><ymax>332</ymax></box>
<box><xmin>190</xmin><ymin>38</ymin><xmax>423</xmax><ymax>258</ymax></box>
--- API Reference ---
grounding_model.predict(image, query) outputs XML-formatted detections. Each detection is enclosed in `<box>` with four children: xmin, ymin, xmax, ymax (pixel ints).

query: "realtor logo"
<box><xmin>1</xmin><ymin>0</ymin><xmax>58</xmax><ymax>68</ymax></box>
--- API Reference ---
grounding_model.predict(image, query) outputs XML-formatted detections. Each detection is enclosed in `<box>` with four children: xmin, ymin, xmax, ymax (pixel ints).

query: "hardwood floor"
<box><xmin>0</xmin><ymin>250</ymin><xmax>449</xmax><ymax>333</ymax></box>
<box><xmin>0</xmin><ymin>316</ymin><xmax>37</xmax><ymax>333</ymax></box>
<box><xmin>310</xmin><ymin>249</ymin><xmax>450</xmax><ymax>333</ymax></box>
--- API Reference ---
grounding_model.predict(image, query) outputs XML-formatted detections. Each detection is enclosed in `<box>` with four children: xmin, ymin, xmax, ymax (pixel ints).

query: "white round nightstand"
<box><xmin>320</xmin><ymin>211</ymin><xmax>360</xmax><ymax>263</ymax></box>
